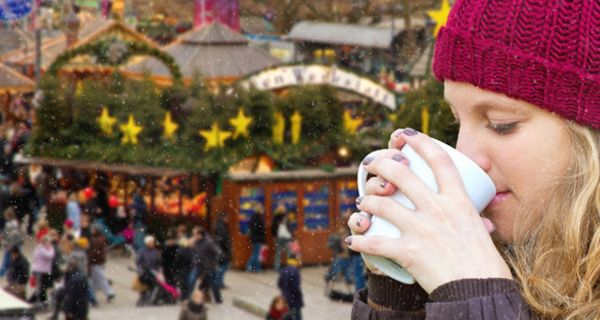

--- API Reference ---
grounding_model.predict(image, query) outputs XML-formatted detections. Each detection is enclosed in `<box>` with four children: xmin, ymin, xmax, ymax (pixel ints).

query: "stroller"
<box><xmin>129</xmin><ymin>266</ymin><xmax>180</xmax><ymax>306</ymax></box>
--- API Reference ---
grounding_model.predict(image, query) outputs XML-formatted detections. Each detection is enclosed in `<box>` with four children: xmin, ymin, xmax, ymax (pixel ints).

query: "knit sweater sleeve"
<box><xmin>425</xmin><ymin>278</ymin><xmax>533</xmax><ymax>320</ymax></box>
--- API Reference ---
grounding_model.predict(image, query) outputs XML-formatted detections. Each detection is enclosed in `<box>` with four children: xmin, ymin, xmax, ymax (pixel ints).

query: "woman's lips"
<box><xmin>489</xmin><ymin>191</ymin><xmax>510</xmax><ymax>207</ymax></box>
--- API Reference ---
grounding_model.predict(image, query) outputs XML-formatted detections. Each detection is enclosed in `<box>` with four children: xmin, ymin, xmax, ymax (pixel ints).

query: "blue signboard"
<box><xmin>0</xmin><ymin>0</ymin><xmax>33</xmax><ymax>20</ymax></box>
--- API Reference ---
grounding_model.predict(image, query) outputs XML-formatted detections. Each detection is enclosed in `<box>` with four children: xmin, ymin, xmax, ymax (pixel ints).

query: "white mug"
<box><xmin>356</xmin><ymin>138</ymin><xmax>496</xmax><ymax>284</ymax></box>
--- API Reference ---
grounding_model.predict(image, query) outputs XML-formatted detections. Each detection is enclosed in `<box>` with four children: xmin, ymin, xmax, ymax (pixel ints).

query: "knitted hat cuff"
<box><xmin>433</xmin><ymin>26</ymin><xmax>600</xmax><ymax>129</ymax></box>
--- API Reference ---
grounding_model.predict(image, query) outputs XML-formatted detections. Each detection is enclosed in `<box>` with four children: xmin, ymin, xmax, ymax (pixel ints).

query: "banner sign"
<box><xmin>241</xmin><ymin>65</ymin><xmax>398</xmax><ymax>110</ymax></box>
<box><xmin>0</xmin><ymin>0</ymin><xmax>32</xmax><ymax>20</ymax></box>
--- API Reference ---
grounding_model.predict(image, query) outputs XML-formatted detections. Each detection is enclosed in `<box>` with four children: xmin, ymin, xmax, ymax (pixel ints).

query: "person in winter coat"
<box><xmin>174</xmin><ymin>237</ymin><xmax>194</xmax><ymax>300</ymax></box>
<box><xmin>88</xmin><ymin>225</ymin><xmax>115</xmax><ymax>303</ymax></box>
<box><xmin>61</xmin><ymin>259</ymin><xmax>89</xmax><ymax>320</ymax></box>
<box><xmin>0</xmin><ymin>207</ymin><xmax>22</xmax><ymax>277</ymax></box>
<box><xmin>28</xmin><ymin>235</ymin><xmax>55</xmax><ymax>303</ymax></box>
<box><xmin>266</xmin><ymin>295</ymin><xmax>289</xmax><ymax>320</ymax></box>
<box><xmin>213</xmin><ymin>212</ymin><xmax>231</xmax><ymax>289</ymax></box>
<box><xmin>345</xmin><ymin>1</ymin><xmax>600</xmax><ymax>319</ymax></box>
<box><xmin>277</xmin><ymin>256</ymin><xmax>303</xmax><ymax>320</ymax></box>
<box><xmin>4</xmin><ymin>246</ymin><xmax>29</xmax><ymax>300</ymax></box>
<box><xmin>271</xmin><ymin>205</ymin><xmax>293</xmax><ymax>271</ymax></box>
<box><xmin>136</xmin><ymin>235</ymin><xmax>161</xmax><ymax>287</ymax></box>
<box><xmin>178</xmin><ymin>289</ymin><xmax>207</xmax><ymax>320</ymax></box>
<box><xmin>161</xmin><ymin>229</ymin><xmax>179</xmax><ymax>287</ymax></box>
<box><xmin>188</xmin><ymin>227</ymin><xmax>222</xmax><ymax>303</ymax></box>
<box><xmin>245</xmin><ymin>204</ymin><xmax>265</xmax><ymax>273</ymax></box>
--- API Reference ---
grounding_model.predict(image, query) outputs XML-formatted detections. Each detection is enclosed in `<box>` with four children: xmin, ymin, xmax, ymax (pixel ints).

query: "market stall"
<box><xmin>215</xmin><ymin>167</ymin><xmax>359</xmax><ymax>268</ymax></box>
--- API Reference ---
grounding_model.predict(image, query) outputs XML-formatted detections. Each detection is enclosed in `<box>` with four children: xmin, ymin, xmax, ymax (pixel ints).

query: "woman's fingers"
<box><xmin>364</xmin><ymin>176</ymin><xmax>396</xmax><ymax>196</ymax></box>
<box><xmin>347</xmin><ymin>211</ymin><xmax>371</xmax><ymax>234</ymax></box>
<box><xmin>401</xmin><ymin>129</ymin><xmax>464</xmax><ymax>195</ymax></box>
<box><xmin>345</xmin><ymin>234</ymin><xmax>410</xmax><ymax>268</ymax></box>
<box><xmin>388</xmin><ymin>129</ymin><xmax>407</xmax><ymax>149</ymax></box>
<box><xmin>355</xmin><ymin>195</ymin><xmax>416</xmax><ymax>231</ymax></box>
<box><xmin>364</xmin><ymin>155</ymin><xmax>435</xmax><ymax>209</ymax></box>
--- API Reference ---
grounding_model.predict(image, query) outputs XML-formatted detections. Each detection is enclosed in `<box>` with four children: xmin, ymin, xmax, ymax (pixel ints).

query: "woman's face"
<box><xmin>444</xmin><ymin>81</ymin><xmax>572</xmax><ymax>242</ymax></box>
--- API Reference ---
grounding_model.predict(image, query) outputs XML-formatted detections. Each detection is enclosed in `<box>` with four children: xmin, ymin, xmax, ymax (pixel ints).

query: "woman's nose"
<box><xmin>455</xmin><ymin>129</ymin><xmax>491</xmax><ymax>172</ymax></box>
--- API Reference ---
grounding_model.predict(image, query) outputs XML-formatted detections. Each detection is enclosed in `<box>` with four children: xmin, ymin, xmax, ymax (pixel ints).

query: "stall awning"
<box><xmin>15</xmin><ymin>157</ymin><xmax>187</xmax><ymax>177</ymax></box>
<box><xmin>286</xmin><ymin>21</ymin><xmax>403</xmax><ymax>49</ymax></box>
<box><xmin>0</xmin><ymin>63</ymin><xmax>35</xmax><ymax>94</ymax></box>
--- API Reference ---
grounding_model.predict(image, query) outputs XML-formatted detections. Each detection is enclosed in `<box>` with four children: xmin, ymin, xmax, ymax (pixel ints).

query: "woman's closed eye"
<box><xmin>487</xmin><ymin>121</ymin><xmax>518</xmax><ymax>135</ymax></box>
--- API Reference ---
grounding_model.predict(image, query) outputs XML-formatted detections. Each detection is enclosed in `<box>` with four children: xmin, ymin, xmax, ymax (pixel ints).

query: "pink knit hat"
<box><xmin>433</xmin><ymin>0</ymin><xmax>600</xmax><ymax>129</ymax></box>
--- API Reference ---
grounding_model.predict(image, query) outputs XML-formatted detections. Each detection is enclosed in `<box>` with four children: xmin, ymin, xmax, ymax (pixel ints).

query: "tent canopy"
<box><xmin>0</xmin><ymin>64</ymin><xmax>35</xmax><ymax>94</ymax></box>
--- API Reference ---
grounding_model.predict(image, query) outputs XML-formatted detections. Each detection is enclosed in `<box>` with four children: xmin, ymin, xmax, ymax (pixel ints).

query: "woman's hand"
<box><xmin>346</xmin><ymin>129</ymin><xmax>511</xmax><ymax>293</ymax></box>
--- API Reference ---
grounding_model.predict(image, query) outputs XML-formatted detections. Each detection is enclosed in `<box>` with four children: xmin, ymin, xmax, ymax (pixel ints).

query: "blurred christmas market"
<box><xmin>0</xmin><ymin>0</ymin><xmax>458</xmax><ymax>269</ymax></box>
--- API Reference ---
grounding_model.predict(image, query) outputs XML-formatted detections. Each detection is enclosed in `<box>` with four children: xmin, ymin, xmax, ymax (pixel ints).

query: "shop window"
<box><xmin>338</xmin><ymin>180</ymin><xmax>358</xmax><ymax>220</ymax></box>
<box><xmin>303</xmin><ymin>184</ymin><xmax>330</xmax><ymax>230</ymax></box>
<box><xmin>239</xmin><ymin>186</ymin><xmax>265</xmax><ymax>235</ymax></box>
<box><xmin>271</xmin><ymin>184</ymin><xmax>298</xmax><ymax>232</ymax></box>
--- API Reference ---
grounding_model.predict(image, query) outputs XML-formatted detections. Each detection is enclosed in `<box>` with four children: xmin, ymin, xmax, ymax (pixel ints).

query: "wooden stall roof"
<box><xmin>0</xmin><ymin>63</ymin><xmax>35</xmax><ymax>94</ymax></box>
<box><xmin>225</xmin><ymin>166</ymin><xmax>358</xmax><ymax>182</ymax></box>
<box><xmin>3</xmin><ymin>17</ymin><xmax>157</xmax><ymax>70</ymax></box>
<box><xmin>124</xmin><ymin>22</ymin><xmax>282</xmax><ymax>82</ymax></box>
<box><xmin>15</xmin><ymin>156</ymin><xmax>187</xmax><ymax>177</ymax></box>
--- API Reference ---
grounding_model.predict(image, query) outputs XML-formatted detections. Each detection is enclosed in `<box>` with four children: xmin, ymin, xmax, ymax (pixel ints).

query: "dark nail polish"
<box><xmin>379</xmin><ymin>180</ymin><xmax>388</xmax><ymax>188</ymax></box>
<box><xmin>403</xmin><ymin>127</ymin><xmax>419</xmax><ymax>136</ymax></box>
<box><xmin>355</xmin><ymin>196</ymin><xmax>364</xmax><ymax>206</ymax></box>
<box><xmin>392</xmin><ymin>154</ymin><xmax>406</xmax><ymax>162</ymax></box>
<box><xmin>362</xmin><ymin>156</ymin><xmax>374</xmax><ymax>166</ymax></box>
<box><xmin>344</xmin><ymin>236</ymin><xmax>352</xmax><ymax>246</ymax></box>
<box><xmin>393</xmin><ymin>129</ymin><xmax>403</xmax><ymax>138</ymax></box>
<box><xmin>356</xmin><ymin>217</ymin><xmax>363</xmax><ymax>227</ymax></box>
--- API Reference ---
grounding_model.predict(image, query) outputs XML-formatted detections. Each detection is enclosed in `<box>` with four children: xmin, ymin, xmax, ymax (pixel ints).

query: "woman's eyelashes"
<box><xmin>487</xmin><ymin>121</ymin><xmax>518</xmax><ymax>134</ymax></box>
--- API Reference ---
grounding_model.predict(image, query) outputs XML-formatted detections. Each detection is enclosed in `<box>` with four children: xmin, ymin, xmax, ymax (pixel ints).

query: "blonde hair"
<box><xmin>507</xmin><ymin>122</ymin><xmax>600</xmax><ymax>319</ymax></box>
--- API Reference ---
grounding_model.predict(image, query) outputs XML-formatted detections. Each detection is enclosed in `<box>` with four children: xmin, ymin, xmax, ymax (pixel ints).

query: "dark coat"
<box><xmin>136</xmin><ymin>246</ymin><xmax>162</xmax><ymax>272</ymax></box>
<box><xmin>192</xmin><ymin>235</ymin><xmax>222</xmax><ymax>274</ymax></box>
<box><xmin>351</xmin><ymin>276</ymin><xmax>533</xmax><ymax>319</ymax></box>
<box><xmin>7</xmin><ymin>254</ymin><xmax>29</xmax><ymax>285</ymax></box>
<box><xmin>88</xmin><ymin>233</ymin><xmax>107</xmax><ymax>266</ymax></box>
<box><xmin>62</xmin><ymin>269</ymin><xmax>89</xmax><ymax>319</ymax></box>
<box><xmin>277</xmin><ymin>266</ymin><xmax>304</xmax><ymax>309</ymax></box>
<box><xmin>214</xmin><ymin>219</ymin><xmax>231</xmax><ymax>262</ymax></box>
<box><xmin>248</xmin><ymin>212</ymin><xmax>265</xmax><ymax>244</ymax></box>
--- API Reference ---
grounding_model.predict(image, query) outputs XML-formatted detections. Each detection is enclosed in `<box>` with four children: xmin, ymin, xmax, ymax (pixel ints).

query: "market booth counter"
<box><xmin>216</xmin><ymin>167</ymin><xmax>359</xmax><ymax>269</ymax></box>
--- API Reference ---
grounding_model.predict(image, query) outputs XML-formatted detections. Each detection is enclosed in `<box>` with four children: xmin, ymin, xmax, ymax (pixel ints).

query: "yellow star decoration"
<box><xmin>388</xmin><ymin>114</ymin><xmax>398</xmax><ymax>123</ymax></box>
<box><xmin>229</xmin><ymin>108</ymin><xmax>253</xmax><ymax>139</ymax></box>
<box><xmin>199</xmin><ymin>122</ymin><xmax>232</xmax><ymax>151</ymax></box>
<box><xmin>343</xmin><ymin>110</ymin><xmax>363</xmax><ymax>134</ymax></box>
<box><xmin>290</xmin><ymin>111</ymin><xmax>302</xmax><ymax>145</ymax></box>
<box><xmin>119</xmin><ymin>115</ymin><xmax>143</xmax><ymax>145</ymax></box>
<box><xmin>272</xmin><ymin>112</ymin><xmax>285</xmax><ymax>144</ymax></box>
<box><xmin>97</xmin><ymin>107</ymin><xmax>117</xmax><ymax>135</ymax></box>
<box><xmin>428</xmin><ymin>0</ymin><xmax>452</xmax><ymax>37</ymax></box>
<box><xmin>162</xmin><ymin>112</ymin><xmax>179</xmax><ymax>141</ymax></box>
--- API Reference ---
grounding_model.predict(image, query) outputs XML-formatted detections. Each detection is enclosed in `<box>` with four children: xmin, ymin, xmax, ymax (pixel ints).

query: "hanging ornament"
<box><xmin>343</xmin><ymin>110</ymin><xmax>363</xmax><ymax>134</ymax></box>
<box><xmin>272</xmin><ymin>112</ymin><xmax>285</xmax><ymax>144</ymax></box>
<box><xmin>199</xmin><ymin>122</ymin><xmax>232</xmax><ymax>151</ymax></box>
<box><xmin>119</xmin><ymin>115</ymin><xmax>143</xmax><ymax>145</ymax></box>
<box><xmin>229</xmin><ymin>108</ymin><xmax>253</xmax><ymax>139</ymax></box>
<box><xmin>428</xmin><ymin>0</ymin><xmax>452</xmax><ymax>38</ymax></box>
<box><xmin>388</xmin><ymin>113</ymin><xmax>398</xmax><ymax>123</ymax></box>
<box><xmin>97</xmin><ymin>107</ymin><xmax>117</xmax><ymax>135</ymax></box>
<box><xmin>162</xmin><ymin>112</ymin><xmax>178</xmax><ymax>141</ymax></box>
<box><xmin>421</xmin><ymin>107</ymin><xmax>430</xmax><ymax>136</ymax></box>
<box><xmin>290</xmin><ymin>111</ymin><xmax>302</xmax><ymax>145</ymax></box>
<box><xmin>75</xmin><ymin>81</ymin><xmax>84</xmax><ymax>96</ymax></box>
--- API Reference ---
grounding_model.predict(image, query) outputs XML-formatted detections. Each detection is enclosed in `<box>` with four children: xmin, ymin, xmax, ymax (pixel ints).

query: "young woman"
<box><xmin>346</xmin><ymin>1</ymin><xmax>600</xmax><ymax>319</ymax></box>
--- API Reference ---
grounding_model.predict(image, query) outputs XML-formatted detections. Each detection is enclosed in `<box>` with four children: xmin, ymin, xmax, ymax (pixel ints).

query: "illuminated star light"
<box><xmin>199</xmin><ymin>122</ymin><xmax>232</xmax><ymax>151</ymax></box>
<box><xmin>162</xmin><ymin>112</ymin><xmax>179</xmax><ymax>140</ymax></box>
<box><xmin>229</xmin><ymin>108</ymin><xmax>253</xmax><ymax>139</ymax></box>
<box><xmin>428</xmin><ymin>0</ymin><xmax>452</xmax><ymax>37</ymax></box>
<box><xmin>343</xmin><ymin>110</ymin><xmax>363</xmax><ymax>134</ymax></box>
<box><xmin>97</xmin><ymin>106</ymin><xmax>117</xmax><ymax>135</ymax></box>
<box><xmin>120</xmin><ymin>115</ymin><xmax>143</xmax><ymax>145</ymax></box>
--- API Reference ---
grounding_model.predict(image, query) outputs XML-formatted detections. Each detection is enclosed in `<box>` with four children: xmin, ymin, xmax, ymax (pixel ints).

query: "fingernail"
<box><xmin>402</xmin><ymin>127</ymin><xmax>419</xmax><ymax>136</ymax></box>
<box><xmin>392</xmin><ymin>154</ymin><xmax>406</xmax><ymax>162</ymax></box>
<box><xmin>379</xmin><ymin>180</ymin><xmax>388</xmax><ymax>188</ymax></box>
<box><xmin>393</xmin><ymin>129</ymin><xmax>403</xmax><ymax>138</ymax></box>
<box><xmin>362</xmin><ymin>156</ymin><xmax>374</xmax><ymax>166</ymax></box>
<box><xmin>356</xmin><ymin>217</ymin><xmax>363</xmax><ymax>228</ymax></box>
<box><xmin>355</xmin><ymin>196</ymin><xmax>363</xmax><ymax>206</ymax></box>
<box><xmin>344</xmin><ymin>236</ymin><xmax>352</xmax><ymax>246</ymax></box>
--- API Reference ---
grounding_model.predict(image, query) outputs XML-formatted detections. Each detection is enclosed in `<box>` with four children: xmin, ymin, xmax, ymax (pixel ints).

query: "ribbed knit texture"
<box><xmin>430</xmin><ymin>278</ymin><xmax>520</xmax><ymax>302</ymax></box>
<box><xmin>367</xmin><ymin>273</ymin><xmax>429</xmax><ymax>311</ymax></box>
<box><xmin>433</xmin><ymin>0</ymin><xmax>600</xmax><ymax>129</ymax></box>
